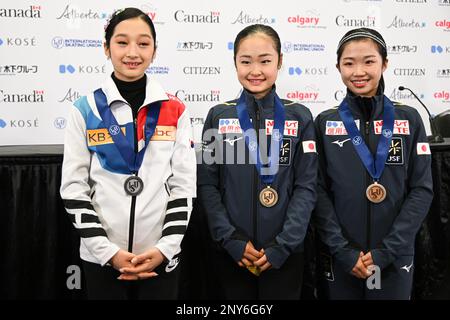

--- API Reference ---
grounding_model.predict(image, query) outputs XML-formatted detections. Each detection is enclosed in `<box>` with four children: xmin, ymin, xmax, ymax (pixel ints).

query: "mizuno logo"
<box><xmin>332</xmin><ymin>138</ymin><xmax>351</xmax><ymax>147</ymax></box>
<box><xmin>224</xmin><ymin>136</ymin><xmax>243</xmax><ymax>146</ymax></box>
<box><xmin>401</xmin><ymin>262</ymin><xmax>413</xmax><ymax>273</ymax></box>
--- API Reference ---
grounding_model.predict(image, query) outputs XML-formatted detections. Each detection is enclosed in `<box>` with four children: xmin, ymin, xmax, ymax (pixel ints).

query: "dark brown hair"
<box><xmin>233</xmin><ymin>24</ymin><xmax>281</xmax><ymax>65</ymax></box>
<box><xmin>104</xmin><ymin>8</ymin><xmax>156</xmax><ymax>49</ymax></box>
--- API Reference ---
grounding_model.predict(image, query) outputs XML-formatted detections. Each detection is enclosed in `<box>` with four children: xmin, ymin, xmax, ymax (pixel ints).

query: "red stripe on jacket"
<box><xmin>136</xmin><ymin>94</ymin><xmax>186</xmax><ymax>142</ymax></box>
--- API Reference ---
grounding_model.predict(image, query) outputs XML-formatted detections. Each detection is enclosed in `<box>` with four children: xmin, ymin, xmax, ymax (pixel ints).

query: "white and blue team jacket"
<box><xmin>60</xmin><ymin>76</ymin><xmax>196</xmax><ymax>267</ymax></box>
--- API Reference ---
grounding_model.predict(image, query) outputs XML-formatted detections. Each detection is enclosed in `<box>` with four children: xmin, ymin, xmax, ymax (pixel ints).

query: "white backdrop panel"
<box><xmin>0</xmin><ymin>0</ymin><xmax>449</xmax><ymax>145</ymax></box>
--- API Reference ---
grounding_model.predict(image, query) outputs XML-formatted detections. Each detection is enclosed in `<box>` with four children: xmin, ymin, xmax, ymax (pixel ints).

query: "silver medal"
<box><xmin>124</xmin><ymin>176</ymin><xmax>144</xmax><ymax>196</ymax></box>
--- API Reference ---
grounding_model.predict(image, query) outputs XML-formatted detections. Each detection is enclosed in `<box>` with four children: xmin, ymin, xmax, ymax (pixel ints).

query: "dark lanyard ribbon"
<box><xmin>94</xmin><ymin>89</ymin><xmax>161</xmax><ymax>174</ymax></box>
<box><xmin>338</xmin><ymin>95</ymin><xmax>395</xmax><ymax>181</ymax></box>
<box><xmin>236</xmin><ymin>92</ymin><xmax>285</xmax><ymax>185</ymax></box>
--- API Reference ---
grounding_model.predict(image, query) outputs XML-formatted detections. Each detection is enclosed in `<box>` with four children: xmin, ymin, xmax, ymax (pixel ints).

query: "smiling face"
<box><xmin>337</xmin><ymin>39</ymin><xmax>388</xmax><ymax>97</ymax></box>
<box><xmin>235</xmin><ymin>33</ymin><xmax>282</xmax><ymax>99</ymax></box>
<box><xmin>104</xmin><ymin>17</ymin><xmax>155</xmax><ymax>82</ymax></box>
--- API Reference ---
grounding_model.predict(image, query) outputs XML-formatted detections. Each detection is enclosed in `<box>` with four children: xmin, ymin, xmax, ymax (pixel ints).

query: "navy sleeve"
<box><xmin>371</xmin><ymin>109</ymin><xmax>433</xmax><ymax>270</ymax></box>
<box><xmin>265</xmin><ymin>109</ymin><xmax>318</xmax><ymax>269</ymax></box>
<box><xmin>197</xmin><ymin>108</ymin><xmax>247</xmax><ymax>261</ymax></box>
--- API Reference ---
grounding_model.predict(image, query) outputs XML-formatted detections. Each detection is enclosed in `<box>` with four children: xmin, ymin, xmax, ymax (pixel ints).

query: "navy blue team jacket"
<box><xmin>314</xmin><ymin>91</ymin><xmax>433</xmax><ymax>273</ymax></box>
<box><xmin>198</xmin><ymin>88</ymin><xmax>317</xmax><ymax>269</ymax></box>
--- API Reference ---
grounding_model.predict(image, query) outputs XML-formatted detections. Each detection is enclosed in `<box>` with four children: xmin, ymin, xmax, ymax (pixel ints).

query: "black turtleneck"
<box><xmin>111</xmin><ymin>73</ymin><xmax>146</xmax><ymax>119</ymax></box>
<box><xmin>347</xmin><ymin>84</ymin><xmax>384</xmax><ymax>122</ymax></box>
<box><xmin>358</xmin><ymin>96</ymin><xmax>375</xmax><ymax>122</ymax></box>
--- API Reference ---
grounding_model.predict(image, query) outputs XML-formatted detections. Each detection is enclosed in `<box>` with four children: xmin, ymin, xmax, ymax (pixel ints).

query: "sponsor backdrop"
<box><xmin>0</xmin><ymin>0</ymin><xmax>449</xmax><ymax>145</ymax></box>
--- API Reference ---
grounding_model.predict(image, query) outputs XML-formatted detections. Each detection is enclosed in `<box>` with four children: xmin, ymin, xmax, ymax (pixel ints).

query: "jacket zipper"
<box><xmin>128</xmin><ymin>117</ymin><xmax>139</xmax><ymax>253</ymax></box>
<box><xmin>128</xmin><ymin>190</ymin><xmax>137</xmax><ymax>253</ymax></box>
<box><xmin>253</xmin><ymin>105</ymin><xmax>261</xmax><ymax>248</ymax></box>
<box><xmin>364</xmin><ymin>120</ymin><xmax>371</xmax><ymax>251</ymax></box>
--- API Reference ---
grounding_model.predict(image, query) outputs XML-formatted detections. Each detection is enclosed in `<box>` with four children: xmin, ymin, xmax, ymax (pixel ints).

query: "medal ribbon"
<box><xmin>94</xmin><ymin>89</ymin><xmax>161</xmax><ymax>174</ymax></box>
<box><xmin>338</xmin><ymin>95</ymin><xmax>395</xmax><ymax>181</ymax></box>
<box><xmin>236</xmin><ymin>91</ymin><xmax>285</xmax><ymax>185</ymax></box>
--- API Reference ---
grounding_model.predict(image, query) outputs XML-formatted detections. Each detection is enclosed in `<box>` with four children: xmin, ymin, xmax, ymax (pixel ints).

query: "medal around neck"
<box><xmin>259</xmin><ymin>186</ymin><xmax>278</xmax><ymax>207</ymax></box>
<box><xmin>338</xmin><ymin>96</ymin><xmax>395</xmax><ymax>205</ymax></box>
<box><xmin>124</xmin><ymin>176</ymin><xmax>144</xmax><ymax>196</ymax></box>
<box><xmin>93</xmin><ymin>89</ymin><xmax>161</xmax><ymax>181</ymax></box>
<box><xmin>236</xmin><ymin>91</ymin><xmax>285</xmax><ymax>209</ymax></box>
<box><xmin>366</xmin><ymin>181</ymin><xmax>386</xmax><ymax>203</ymax></box>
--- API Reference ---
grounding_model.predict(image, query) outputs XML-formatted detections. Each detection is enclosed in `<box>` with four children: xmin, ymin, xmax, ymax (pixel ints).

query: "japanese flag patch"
<box><xmin>302</xmin><ymin>140</ymin><xmax>317</xmax><ymax>153</ymax></box>
<box><xmin>416</xmin><ymin>142</ymin><xmax>431</xmax><ymax>155</ymax></box>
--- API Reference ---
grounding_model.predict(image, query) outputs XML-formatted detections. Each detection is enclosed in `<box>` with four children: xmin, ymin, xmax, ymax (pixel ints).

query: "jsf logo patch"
<box><xmin>386</xmin><ymin>137</ymin><xmax>403</xmax><ymax>165</ymax></box>
<box><xmin>279</xmin><ymin>138</ymin><xmax>291</xmax><ymax>166</ymax></box>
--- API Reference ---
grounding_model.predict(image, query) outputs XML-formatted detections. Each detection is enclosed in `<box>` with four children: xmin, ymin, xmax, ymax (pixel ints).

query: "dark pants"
<box><xmin>82</xmin><ymin>259</ymin><xmax>180</xmax><ymax>300</ymax></box>
<box><xmin>319</xmin><ymin>253</ymin><xmax>414</xmax><ymax>300</ymax></box>
<box><xmin>213</xmin><ymin>249</ymin><xmax>304</xmax><ymax>300</ymax></box>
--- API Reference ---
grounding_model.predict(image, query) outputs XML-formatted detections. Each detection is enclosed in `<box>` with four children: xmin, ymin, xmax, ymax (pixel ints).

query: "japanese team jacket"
<box><xmin>60</xmin><ymin>76</ymin><xmax>196</xmax><ymax>266</ymax></box>
<box><xmin>198</xmin><ymin>88</ymin><xmax>317</xmax><ymax>269</ymax></box>
<box><xmin>314</xmin><ymin>92</ymin><xmax>433</xmax><ymax>273</ymax></box>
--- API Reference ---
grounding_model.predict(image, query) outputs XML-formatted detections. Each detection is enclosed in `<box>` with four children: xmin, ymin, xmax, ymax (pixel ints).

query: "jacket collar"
<box><xmin>101</xmin><ymin>76</ymin><xmax>169</xmax><ymax>108</ymax></box>
<box><xmin>345</xmin><ymin>88</ymin><xmax>385</xmax><ymax>121</ymax></box>
<box><xmin>242</xmin><ymin>86</ymin><xmax>276</xmax><ymax>112</ymax></box>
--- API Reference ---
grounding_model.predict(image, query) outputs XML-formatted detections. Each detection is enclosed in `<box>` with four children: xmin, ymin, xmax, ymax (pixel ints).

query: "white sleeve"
<box><xmin>60</xmin><ymin>105</ymin><xmax>119</xmax><ymax>265</ymax></box>
<box><xmin>155</xmin><ymin>107</ymin><xmax>196</xmax><ymax>260</ymax></box>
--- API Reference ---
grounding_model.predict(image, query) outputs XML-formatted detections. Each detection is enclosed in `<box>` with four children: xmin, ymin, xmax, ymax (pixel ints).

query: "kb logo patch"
<box><xmin>386</xmin><ymin>137</ymin><xmax>403</xmax><ymax>165</ymax></box>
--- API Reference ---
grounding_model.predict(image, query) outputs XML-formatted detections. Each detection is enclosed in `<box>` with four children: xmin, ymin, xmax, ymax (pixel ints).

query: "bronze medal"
<box><xmin>259</xmin><ymin>186</ymin><xmax>278</xmax><ymax>207</ymax></box>
<box><xmin>366</xmin><ymin>182</ymin><xmax>386</xmax><ymax>203</ymax></box>
<box><xmin>124</xmin><ymin>176</ymin><xmax>144</xmax><ymax>196</ymax></box>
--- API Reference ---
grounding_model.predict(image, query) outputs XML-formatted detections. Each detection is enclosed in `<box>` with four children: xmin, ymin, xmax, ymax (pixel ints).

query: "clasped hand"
<box><xmin>351</xmin><ymin>251</ymin><xmax>375</xmax><ymax>279</ymax></box>
<box><xmin>237</xmin><ymin>241</ymin><xmax>272</xmax><ymax>273</ymax></box>
<box><xmin>109</xmin><ymin>247</ymin><xmax>164</xmax><ymax>281</ymax></box>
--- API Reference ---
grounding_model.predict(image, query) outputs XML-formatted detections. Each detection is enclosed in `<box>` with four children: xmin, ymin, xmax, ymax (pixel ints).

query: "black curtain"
<box><xmin>0</xmin><ymin>155</ymin><xmax>84</xmax><ymax>299</ymax></box>
<box><xmin>413</xmin><ymin>150</ymin><xmax>450</xmax><ymax>299</ymax></box>
<box><xmin>1</xmin><ymin>147</ymin><xmax>449</xmax><ymax>299</ymax></box>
